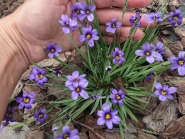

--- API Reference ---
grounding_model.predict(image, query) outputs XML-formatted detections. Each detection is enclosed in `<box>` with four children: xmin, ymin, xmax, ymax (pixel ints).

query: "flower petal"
<box><xmin>28</xmin><ymin>92</ymin><xmax>36</xmax><ymax>98</ymax></box>
<box><xmin>97</xmin><ymin>117</ymin><xmax>106</xmax><ymax>125</ymax></box>
<box><xmin>72</xmin><ymin>91</ymin><xmax>79</xmax><ymax>100</ymax></box>
<box><xmin>102</xmin><ymin>103</ymin><xmax>110</xmax><ymax>112</ymax></box>
<box><xmin>159</xmin><ymin>95</ymin><xmax>167</xmax><ymax>102</ymax></box>
<box><xmin>135</xmin><ymin>50</ymin><xmax>145</xmax><ymax>56</ymax></box>
<box><xmin>62</xmin><ymin>126</ymin><xmax>70</xmax><ymax>134</ymax></box>
<box><xmin>106</xmin><ymin>120</ymin><xmax>113</xmax><ymax>129</ymax></box>
<box><xmin>80</xmin><ymin>90</ymin><xmax>89</xmax><ymax>99</ymax></box>
<box><xmin>155</xmin><ymin>82</ymin><xmax>162</xmax><ymax>90</ymax></box>
<box><xmin>112</xmin><ymin>116</ymin><xmax>121</xmax><ymax>124</ymax></box>
<box><xmin>16</xmin><ymin>97</ymin><xmax>23</xmax><ymax>103</ymax></box>
<box><xmin>178</xmin><ymin>66</ymin><xmax>185</xmax><ymax>76</ymax></box>
<box><xmin>97</xmin><ymin>110</ymin><xmax>104</xmax><ymax>117</ymax></box>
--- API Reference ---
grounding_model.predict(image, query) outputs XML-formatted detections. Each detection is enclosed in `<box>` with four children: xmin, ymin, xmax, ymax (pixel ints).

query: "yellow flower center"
<box><xmin>50</xmin><ymin>48</ymin><xmax>55</xmax><ymax>53</ymax></box>
<box><xmin>76</xmin><ymin>87</ymin><xmax>80</xmax><ymax>92</ymax></box>
<box><xmin>64</xmin><ymin>134</ymin><xmax>69</xmax><ymax>139</ymax></box>
<box><xmin>161</xmin><ymin>90</ymin><xmax>167</xmax><ymax>95</ymax></box>
<box><xmin>24</xmin><ymin>98</ymin><xmax>30</xmax><ymax>103</ymax></box>
<box><xmin>86</xmin><ymin>34</ymin><xmax>91</xmax><ymax>39</ymax></box>
<box><xmin>145</xmin><ymin>52</ymin><xmax>150</xmax><ymax>56</ymax></box>
<box><xmin>116</xmin><ymin>94</ymin><xmax>121</xmax><ymax>100</ymax></box>
<box><xmin>173</xmin><ymin>16</ymin><xmax>178</xmax><ymax>20</ymax></box>
<box><xmin>105</xmin><ymin>114</ymin><xmax>111</xmax><ymax>120</ymax></box>
<box><xmin>178</xmin><ymin>60</ymin><xmax>184</xmax><ymax>65</ymax></box>
<box><xmin>38</xmin><ymin>74</ymin><xmax>43</xmax><ymax>79</ymax></box>
<box><xmin>116</xmin><ymin>56</ymin><xmax>120</xmax><ymax>60</ymax></box>
<box><xmin>39</xmin><ymin>114</ymin><xmax>43</xmax><ymax>118</ymax></box>
<box><xmin>86</xmin><ymin>10</ymin><xmax>90</xmax><ymax>14</ymax></box>
<box><xmin>75</xmin><ymin>10</ymin><xmax>80</xmax><ymax>14</ymax></box>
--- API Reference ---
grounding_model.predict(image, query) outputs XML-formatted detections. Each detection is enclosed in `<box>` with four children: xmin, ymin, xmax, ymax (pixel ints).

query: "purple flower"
<box><xmin>79</xmin><ymin>25</ymin><xmax>99</xmax><ymax>47</ymax></box>
<box><xmin>33</xmin><ymin>109</ymin><xmax>48</xmax><ymax>124</ymax></box>
<box><xmin>0</xmin><ymin>122</ymin><xmax>6</xmax><ymax>132</ymax></box>
<box><xmin>155</xmin><ymin>42</ymin><xmax>165</xmax><ymax>54</ymax></box>
<box><xmin>169</xmin><ymin>51</ymin><xmax>185</xmax><ymax>76</ymax></box>
<box><xmin>91</xmin><ymin>94</ymin><xmax>102</xmax><ymax>100</ymax></box>
<box><xmin>68</xmin><ymin>82</ymin><xmax>89</xmax><ymax>100</ymax></box>
<box><xmin>129</xmin><ymin>12</ymin><xmax>142</xmax><ymax>27</ymax></box>
<box><xmin>58</xmin><ymin>14</ymin><xmax>78</xmax><ymax>34</ymax></box>
<box><xmin>167</xmin><ymin>9</ymin><xmax>183</xmax><ymax>26</ymax></box>
<box><xmin>16</xmin><ymin>92</ymin><xmax>35</xmax><ymax>110</ymax></box>
<box><xmin>110</xmin><ymin>89</ymin><xmax>125</xmax><ymax>105</ymax></box>
<box><xmin>145</xmin><ymin>71</ymin><xmax>154</xmax><ymax>80</ymax></box>
<box><xmin>79</xmin><ymin>3</ymin><xmax>96</xmax><ymax>22</ymax></box>
<box><xmin>97</xmin><ymin>103</ymin><xmax>120</xmax><ymax>129</ymax></box>
<box><xmin>145</xmin><ymin>12</ymin><xmax>163</xmax><ymax>23</ymax></box>
<box><xmin>106</xmin><ymin>66</ymin><xmax>112</xmax><ymax>71</ymax></box>
<box><xmin>154</xmin><ymin>82</ymin><xmax>177</xmax><ymax>101</ymax></box>
<box><xmin>29</xmin><ymin>66</ymin><xmax>48</xmax><ymax>86</ymax></box>
<box><xmin>3</xmin><ymin>108</ymin><xmax>15</xmax><ymax>125</ymax></box>
<box><xmin>135</xmin><ymin>42</ymin><xmax>163</xmax><ymax>63</ymax></box>
<box><xmin>52</xmin><ymin>127</ymin><xmax>59</xmax><ymax>132</ymax></box>
<box><xmin>55</xmin><ymin>126</ymin><xmax>80</xmax><ymax>139</ymax></box>
<box><xmin>46</xmin><ymin>43</ymin><xmax>62</xmax><ymax>58</ymax></box>
<box><xmin>112</xmin><ymin>48</ymin><xmax>126</xmax><ymax>65</ymax></box>
<box><xmin>70</xmin><ymin>2</ymin><xmax>83</xmax><ymax>20</ymax></box>
<box><xmin>54</xmin><ymin>70</ymin><xmax>62</xmax><ymax>76</ymax></box>
<box><xmin>106</xmin><ymin>18</ymin><xmax>122</xmax><ymax>34</ymax></box>
<box><xmin>65</xmin><ymin>71</ymin><xmax>87</xmax><ymax>88</ymax></box>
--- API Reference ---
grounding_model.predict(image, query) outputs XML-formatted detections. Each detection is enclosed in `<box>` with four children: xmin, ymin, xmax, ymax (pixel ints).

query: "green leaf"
<box><xmin>12</xmin><ymin>123</ymin><xmax>25</xmax><ymax>129</ymax></box>
<box><xmin>90</xmin><ymin>98</ymin><xmax>100</xmax><ymax>115</ymax></box>
<box><xmin>71</xmin><ymin>100</ymin><xmax>94</xmax><ymax>119</ymax></box>
<box><xmin>124</xmin><ymin>105</ymin><xmax>138</xmax><ymax>122</ymax></box>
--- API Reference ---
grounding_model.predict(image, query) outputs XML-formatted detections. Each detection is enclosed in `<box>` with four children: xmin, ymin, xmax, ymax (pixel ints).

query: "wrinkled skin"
<box><xmin>13</xmin><ymin>0</ymin><xmax>152</xmax><ymax>63</ymax></box>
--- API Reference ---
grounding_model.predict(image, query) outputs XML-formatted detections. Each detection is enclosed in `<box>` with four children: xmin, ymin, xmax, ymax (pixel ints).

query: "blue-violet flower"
<box><xmin>106</xmin><ymin>18</ymin><xmax>122</xmax><ymax>33</ymax></box>
<box><xmin>154</xmin><ymin>82</ymin><xmax>177</xmax><ymax>101</ymax></box>
<box><xmin>55</xmin><ymin>126</ymin><xmax>80</xmax><ymax>139</ymax></box>
<box><xmin>79</xmin><ymin>3</ymin><xmax>96</xmax><ymax>22</ymax></box>
<box><xmin>70</xmin><ymin>2</ymin><xmax>83</xmax><ymax>20</ymax></box>
<box><xmin>112</xmin><ymin>48</ymin><xmax>126</xmax><ymax>65</ymax></box>
<box><xmin>145</xmin><ymin>12</ymin><xmax>163</xmax><ymax>23</ymax></box>
<box><xmin>155</xmin><ymin>42</ymin><xmax>165</xmax><ymax>54</ymax></box>
<box><xmin>16</xmin><ymin>91</ymin><xmax>35</xmax><ymax>110</ymax></box>
<box><xmin>46</xmin><ymin>43</ymin><xmax>62</xmax><ymax>58</ymax></box>
<box><xmin>29</xmin><ymin>66</ymin><xmax>48</xmax><ymax>86</ymax></box>
<box><xmin>79</xmin><ymin>25</ymin><xmax>99</xmax><ymax>47</ymax></box>
<box><xmin>129</xmin><ymin>12</ymin><xmax>142</xmax><ymax>27</ymax></box>
<box><xmin>65</xmin><ymin>71</ymin><xmax>87</xmax><ymax>88</ymax></box>
<box><xmin>167</xmin><ymin>9</ymin><xmax>183</xmax><ymax>26</ymax></box>
<box><xmin>145</xmin><ymin>71</ymin><xmax>154</xmax><ymax>80</ymax></box>
<box><xmin>33</xmin><ymin>109</ymin><xmax>48</xmax><ymax>124</ymax></box>
<box><xmin>97</xmin><ymin>103</ymin><xmax>120</xmax><ymax>129</ymax></box>
<box><xmin>169</xmin><ymin>51</ymin><xmax>185</xmax><ymax>76</ymax></box>
<box><xmin>68</xmin><ymin>82</ymin><xmax>89</xmax><ymax>100</ymax></box>
<box><xmin>58</xmin><ymin>14</ymin><xmax>78</xmax><ymax>34</ymax></box>
<box><xmin>110</xmin><ymin>89</ymin><xmax>125</xmax><ymax>105</ymax></box>
<box><xmin>135</xmin><ymin>42</ymin><xmax>163</xmax><ymax>63</ymax></box>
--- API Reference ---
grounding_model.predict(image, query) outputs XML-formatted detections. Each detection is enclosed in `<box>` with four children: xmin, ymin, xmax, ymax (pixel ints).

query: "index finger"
<box><xmin>71</xmin><ymin>0</ymin><xmax>153</xmax><ymax>8</ymax></box>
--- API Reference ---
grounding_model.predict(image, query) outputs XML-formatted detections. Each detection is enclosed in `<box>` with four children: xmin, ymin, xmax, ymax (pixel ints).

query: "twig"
<box><xmin>73</xmin><ymin>120</ymin><xmax>105</xmax><ymax>139</ymax></box>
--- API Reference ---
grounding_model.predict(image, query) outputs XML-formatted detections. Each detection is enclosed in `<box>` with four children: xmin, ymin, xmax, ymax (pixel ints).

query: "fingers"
<box><xmin>102</xmin><ymin>35</ymin><xmax>126</xmax><ymax>44</ymax></box>
<box><xmin>97</xmin><ymin>9</ymin><xmax>150</xmax><ymax>28</ymax></box>
<box><xmin>100</xmin><ymin>25</ymin><xmax>144</xmax><ymax>41</ymax></box>
<box><xmin>71</xmin><ymin>0</ymin><xmax>153</xmax><ymax>8</ymax></box>
<box><xmin>95</xmin><ymin>0</ymin><xmax>153</xmax><ymax>8</ymax></box>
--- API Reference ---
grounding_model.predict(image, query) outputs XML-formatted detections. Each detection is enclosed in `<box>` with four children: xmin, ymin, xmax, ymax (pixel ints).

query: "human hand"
<box><xmin>3</xmin><ymin>0</ymin><xmax>152</xmax><ymax>64</ymax></box>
